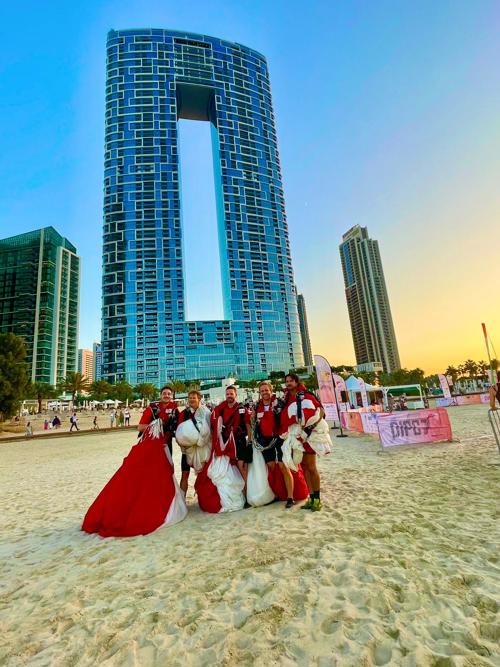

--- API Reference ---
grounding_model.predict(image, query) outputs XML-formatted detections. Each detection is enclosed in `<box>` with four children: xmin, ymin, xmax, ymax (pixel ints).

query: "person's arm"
<box><xmin>137</xmin><ymin>406</ymin><xmax>153</xmax><ymax>432</ymax></box>
<box><xmin>244</xmin><ymin>408</ymin><xmax>253</xmax><ymax>443</ymax></box>
<box><xmin>302</xmin><ymin>394</ymin><xmax>325</xmax><ymax>434</ymax></box>
<box><xmin>489</xmin><ymin>385</ymin><xmax>497</xmax><ymax>410</ymax></box>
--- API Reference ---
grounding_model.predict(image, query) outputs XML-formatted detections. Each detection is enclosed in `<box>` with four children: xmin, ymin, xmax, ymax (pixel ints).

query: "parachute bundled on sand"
<box><xmin>246</xmin><ymin>446</ymin><xmax>275</xmax><ymax>507</ymax></box>
<box><xmin>195</xmin><ymin>413</ymin><xmax>246</xmax><ymax>513</ymax></box>
<box><xmin>175</xmin><ymin>407</ymin><xmax>212</xmax><ymax>473</ymax></box>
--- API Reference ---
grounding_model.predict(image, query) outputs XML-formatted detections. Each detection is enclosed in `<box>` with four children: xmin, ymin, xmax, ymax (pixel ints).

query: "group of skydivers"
<box><xmin>141</xmin><ymin>372</ymin><xmax>325</xmax><ymax>511</ymax></box>
<box><xmin>82</xmin><ymin>372</ymin><xmax>328</xmax><ymax>538</ymax></box>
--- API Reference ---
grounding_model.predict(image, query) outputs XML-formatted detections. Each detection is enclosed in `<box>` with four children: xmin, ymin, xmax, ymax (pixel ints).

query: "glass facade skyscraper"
<box><xmin>339</xmin><ymin>225</ymin><xmax>400</xmax><ymax>374</ymax></box>
<box><xmin>93</xmin><ymin>341</ymin><xmax>103</xmax><ymax>381</ymax></box>
<box><xmin>296</xmin><ymin>290</ymin><xmax>313</xmax><ymax>368</ymax></box>
<box><xmin>102</xmin><ymin>29</ymin><xmax>303</xmax><ymax>385</ymax></box>
<box><xmin>0</xmin><ymin>227</ymin><xmax>80</xmax><ymax>384</ymax></box>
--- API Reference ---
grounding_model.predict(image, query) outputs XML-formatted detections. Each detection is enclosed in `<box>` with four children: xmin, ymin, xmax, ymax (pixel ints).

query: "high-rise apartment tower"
<box><xmin>78</xmin><ymin>348</ymin><xmax>94</xmax><ymax>382</ymax></box>
<box><xmin>339</xmin><ymin>225</ymin><xmax>400</xmax><ymax>373</ymax></box>
<box><xmin>296</xmin><ymin>291</ymin><xmax>313</xmax><ymax>368</ymax></box>
<box><xmin>0</xmin><ymin>227</ymin><xmax>80</xmax><ymax>384</ymax></box>
<box><xmin>102</xmin><ymin>29</ymin><xmax>303</xmax><ymax>385</ymax></box>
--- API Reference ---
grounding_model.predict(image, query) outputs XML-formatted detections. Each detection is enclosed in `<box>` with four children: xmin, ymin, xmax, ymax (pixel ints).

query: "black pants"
<box><xmin>235</xmin><ymin>436</ymin><xmax>253</xmax><ymax>464</ymax></box>
<box><xmin>260</xmin><ymin>437</ymin><xmax>283</xmax><ymax>464</ymax></box>
<box><xmin>181</xmin><ymin>453</ymin><xmax>190</xmax><ymax>473</ymax></box>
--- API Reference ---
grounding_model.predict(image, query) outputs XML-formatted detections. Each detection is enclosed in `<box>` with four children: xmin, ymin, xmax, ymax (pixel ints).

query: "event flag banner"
<box><xmin>314</xmin><ymin>355</ymin><xmax>339</xmax><ymax>422</ymax></box>
<box><xmin>437</xmin><ymin>374</ymin><xmax>452</xmax><ymax>399</ymax></box>
<box><xmin>377</xmin><ymin>408</ymin><xmax>452</xmax><ymax>448</ymax></box>
<box><xmin>333</xmin><ymin>375</ymin><xmax>348</xmax><ymax>412</ymax></box>
<box><xmin>358</xmin><ymin>377</ymin><xmax>369</xmax><ymax>408</ymax></box>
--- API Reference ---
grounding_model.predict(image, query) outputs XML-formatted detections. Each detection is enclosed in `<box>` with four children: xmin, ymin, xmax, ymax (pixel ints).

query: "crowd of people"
<box><xmin>82</xmin><ymin>373</ymin><xmax>333</xmax><ymax>538</ymax></box>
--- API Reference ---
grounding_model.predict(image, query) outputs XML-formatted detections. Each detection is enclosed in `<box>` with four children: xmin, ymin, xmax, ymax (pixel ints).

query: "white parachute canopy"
<box><xmin>247</xmin><ymin>447</ymin><xmax>275</xmax><ymax>507</ymax></box>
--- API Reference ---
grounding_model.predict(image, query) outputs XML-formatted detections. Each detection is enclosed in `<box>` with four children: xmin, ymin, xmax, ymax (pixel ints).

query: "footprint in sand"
<box><xmin>372</xmin><ymin>640</ymin><xmax>393</xmax><ymax>665</ymax></box>
<box><xmin>320</xmin><ymin>616</ymin><xmax>340</xmax><ymax>635</ymax></box>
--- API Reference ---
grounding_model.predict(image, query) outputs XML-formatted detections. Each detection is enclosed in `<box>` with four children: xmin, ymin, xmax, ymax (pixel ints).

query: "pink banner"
<box><xmin>438</xmin><ymin>374</ymin><xmax>452</xmax><ymax>399</ymax></box>
<box><xmin>357</xmin><ymin>377</ymin><xmax>369</xmax><ymax>408</ymax></box>
<box><xmin>333</xmin><ymin>375</ymin><xmax>348</xmax><ymax>412</ymax></box>
<box><xmin>377</xmin><ymin>408</ymin><xmax>452</xmax><ymax>448</ymax></box>
<box><xmin>455</xmin><ymin>394</ymin><xmax>481</xmax><ymax>405</ymax></box>
<box><xmin>340</xmin><ymin>411</ymin><xmax>364</xmax><ymax>433</ymax></box>
<box><xmin>314</xmin><ymin>355</ymin><xmax>339</xmax><ymax>421</ymax></box>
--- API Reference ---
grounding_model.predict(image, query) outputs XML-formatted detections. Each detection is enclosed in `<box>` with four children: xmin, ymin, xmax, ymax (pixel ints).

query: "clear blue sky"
<box><xmin>1</xmin><ymin>0</ymin><xmax>499</xmax><ymax>372</ymax></box>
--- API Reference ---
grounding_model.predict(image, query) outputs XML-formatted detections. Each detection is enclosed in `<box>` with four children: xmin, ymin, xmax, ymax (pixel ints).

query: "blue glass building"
<box><xmin>102</xmin><ymin>29</ymin><xmax>303</xmax><ymax>385</ymax></box>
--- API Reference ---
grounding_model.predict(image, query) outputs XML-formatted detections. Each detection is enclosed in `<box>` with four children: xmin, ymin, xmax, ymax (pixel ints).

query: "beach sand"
<box><xmin>1</xmin><ymin>404</ymin><xmax>499</xmax><ymax>666</ymax></box>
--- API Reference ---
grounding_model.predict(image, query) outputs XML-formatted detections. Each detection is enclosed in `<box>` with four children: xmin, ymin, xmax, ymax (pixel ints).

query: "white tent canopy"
<box><xmin>345</xmin><ymin>375</ymin><xmax>377</xmax><ymax>392</ymax></box>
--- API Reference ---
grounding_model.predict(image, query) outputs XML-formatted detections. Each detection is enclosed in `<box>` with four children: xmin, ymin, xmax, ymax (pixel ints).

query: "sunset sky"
<box><xmin>1</xmin><ymin>0</ymin><xmax>499</xmax><ymax>375</ymax></box>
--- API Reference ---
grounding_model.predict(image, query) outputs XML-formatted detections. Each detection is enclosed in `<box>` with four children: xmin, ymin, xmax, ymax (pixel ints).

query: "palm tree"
<box><xmin>89</xmin><ymin>380</ymin><xmax>113</xmax><ymax>401</ymax></box>
<box><xmin>112</xmin><ymin>380</ymin><xmax>135</xmax><ymax>403</ymax></box>
<box><xmin>187</xmin><ymin>379</ymin><xmax>201</xmax><ymax>391</ymax></box>
<box><xmin>26</xmin><ymin>382</ymin><xmax>57</xmax><ymax>414</ymax></box>
<box><xmin>304</xmin><ymin>372</ymin><xmax>319</xmax><ymax>391</ymax></box>
<box><xmin>444</xmin><ymin>366</ymin><xmax>459</xmax><ymax>384</ymax></box>
<box><xmin>63</xmin><ymin>372</ymin><xmax>91</xmax><ymax>406</ymax></box>
<box><xmin>477</xmin><ymin>360</ymin><xmax>488</xmax><ymax>379</ymax></box>
<box><xmin>133</xmin><ymin>383</ymin><xmax>157</xmax><ymax>406</ymax></box>
<box><xmin>462</xmin><ymin>359</ymin><xmax>479</xmax><ymax>379</ymax></box>
<box><xmin>170</xmin><ymin>380</ymin><xmax>187</xmax><ymax>395</ymax></box>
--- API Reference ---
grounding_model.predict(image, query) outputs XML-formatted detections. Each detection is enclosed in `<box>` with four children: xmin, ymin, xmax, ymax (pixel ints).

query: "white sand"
<box><xmin>1</xmin><ymin>404</ymin><xmax>499</xmax><ymax>667</ymax></box>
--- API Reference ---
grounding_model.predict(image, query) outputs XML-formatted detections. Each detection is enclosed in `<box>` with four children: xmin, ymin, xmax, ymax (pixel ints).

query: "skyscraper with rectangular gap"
<box><xmin>102</xmin><ymin>29</ymin><xmax>303</xmax><ymax>384</ymax></box>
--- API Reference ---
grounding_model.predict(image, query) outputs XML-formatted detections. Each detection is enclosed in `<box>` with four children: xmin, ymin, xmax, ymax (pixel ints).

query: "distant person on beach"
<box><xmin>124</xmin><ymin>408</ymin><xmax>131</xmax><ymax>426</ymax></box>
<box><xmin>25</xmin><ymin>422</ymin><xmax>33</xmax><ymax>438</ymax></box>
<box><xmin>69</xmin><ymin>413</ymin><xmax>79</xmax><ymax>432</ymax></box>
<box><xmin>118</xmin><ymin>410</ymin><xmax>124</xmax><ymax>427</ymax></box>
<box><xmin>489</xmin><ymin>374</ymin><xmax>500</xmax><ymax>409</ymax></box>
<box><xmin>52</xmin><ymin>415</ymin><xmax>61</xmax><ymax>429</ymax></box>
<box><xmin>93</xmin><ymin>416</ymin><xmax>99</xmax><ymax>430</ymax></box>
<box><xmin>110</xmin><ymin>412</ymin><xmax>116</xmax><ymax>428</ymax></box>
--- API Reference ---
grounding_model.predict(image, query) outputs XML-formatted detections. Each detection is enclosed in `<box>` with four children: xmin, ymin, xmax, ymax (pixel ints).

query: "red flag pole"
<box><xmin>482</xmin><ymin>323</ymin><xmax>495</xmax><ymax>384</ymax></box>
